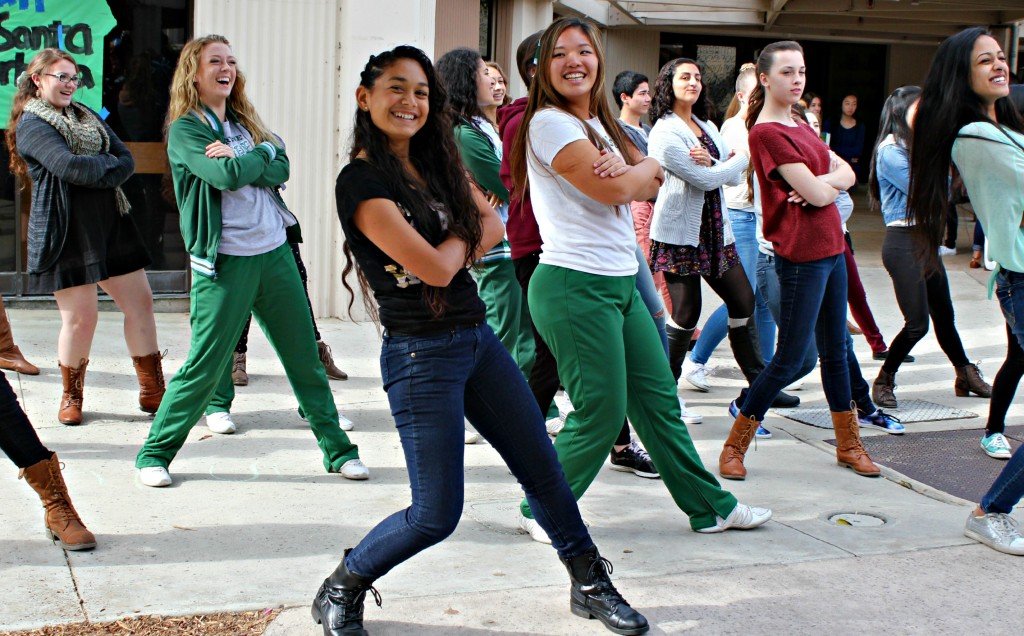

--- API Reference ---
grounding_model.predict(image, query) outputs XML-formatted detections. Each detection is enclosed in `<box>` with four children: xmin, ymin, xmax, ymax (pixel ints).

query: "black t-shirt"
<box><xmin>335</xmin><ymin>159</ymin><xmax>486</xmax><ymax>335</ymax></box>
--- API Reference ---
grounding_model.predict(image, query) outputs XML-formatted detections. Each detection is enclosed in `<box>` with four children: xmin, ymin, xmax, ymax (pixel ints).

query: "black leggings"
<box><xmin>664</xmin><ymin>263</ymin><xmax>754</xmax><ymax>329</ymax></box>
<box><xmin>0</xmin><ymin>372</ymin><xmax>51</xmax><ymax>469</ymax></box>
<box><xmin>235</xmin><ymin>242</ymin><xmax>321</xmax><ymax>353</ymax></box>
<box><xmin>987</xmin><ymin>323</ymin><xmax>1024</xmax><ymax>436</ymax></box>
<box><xmin>881</xmin><ymin>227</ymin><xmax>970</xmax><ymax>374</ymax></box>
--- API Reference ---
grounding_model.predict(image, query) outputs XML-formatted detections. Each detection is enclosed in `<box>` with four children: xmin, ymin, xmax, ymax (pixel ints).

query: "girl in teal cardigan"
<box><xmin>134</xmin><ymin>35</ymin><xmax>365</xmax><ymax>487</ymax></box>
<box><xmin>909</xmin><ymin>26</ymin><xmax>1024</xmax><ymax>556</ymax></box>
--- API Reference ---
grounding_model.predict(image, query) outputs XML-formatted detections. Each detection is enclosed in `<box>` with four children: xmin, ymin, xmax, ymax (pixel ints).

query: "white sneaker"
<box><xmin>682</xmin><ymin>357</ymin><xmax>711</xmax><ymax>392</ymax></box>
<box><xmin>938</xmin><ymin>246</ymin><xmax>957</xmax><ymax>257</ymax></box>
<box><xmin>339</xmin><ymin>458</ymin><xmax>369</xmax><ymax>480</ymax></box>
<box><xmin>205</xmin><ymin>411</ymin><xmax>236</xmax><ymax>434</ymax></box>
<box><xmin>545</xmin><ymin>414</ymin><xmax>566</xmax><ymax>437</ymax></box>
<box><xmin>138</xmin><ymin>466</ymin><xmax>172</xmax><ymax>488</ymax></box>
<box><xmin>339</xmin><ymin>413</ymin><xmax>354</xmax><ymax>431</ymax></box>
<box><xmin>465</xmin><ymin>428</ymin><xmax>482</xmax><ymax>444</ymax></box>
<box><xmin>679</xmin><ymin>396</ymin><xmax>703</xmax><ymax>425</ymax></box>
<box><xmin>553</xmin><ymin>392</ymin><xmax>573</xmax><ymax>417</ymax></box>
<box><xmin>696</xmin><ymin>503</ymin><xmax>772</xmax><ymax>534</ymax></box>
<box><xmin>518</xmin><ymin>514</ymin><xmax>552</xmax><ymax>544</ymax></box>
<box><xmin>785</xmin><ymin>378</ymin><xmax>804</xmax><ymax>391</ymax></box>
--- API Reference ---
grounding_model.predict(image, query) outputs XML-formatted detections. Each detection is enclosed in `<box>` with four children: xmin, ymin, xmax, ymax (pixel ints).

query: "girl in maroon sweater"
<box><xmin>718</xmin><ymin>41</ymin><xmax>880</xmax><ymax>482</ymax></box>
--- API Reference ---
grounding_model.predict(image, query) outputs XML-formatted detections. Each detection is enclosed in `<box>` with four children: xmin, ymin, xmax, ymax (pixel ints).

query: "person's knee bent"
<box><xmin>903</xmin><ymin>319</ymin><xmax>929</xmax><ymax>344</ymax></box>
<box><xmin>408</xmin><ymin>496</ymin><xmax>463</xmax><ymax>545</ymax></box>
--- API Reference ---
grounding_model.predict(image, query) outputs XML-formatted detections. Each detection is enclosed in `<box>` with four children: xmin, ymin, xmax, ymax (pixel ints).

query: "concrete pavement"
<box><xmin>2</xmin><ymin>209</ymin><xmax>1023</xmax><ymax>634</ymax></box>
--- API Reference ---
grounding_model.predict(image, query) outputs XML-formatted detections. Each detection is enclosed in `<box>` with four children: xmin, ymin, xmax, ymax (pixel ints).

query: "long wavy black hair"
<box><xmin>436</xmin><ymin>47</ymin><xmax>488</xmax><ymax>126</ymax></box>
<box><xmin>908</xmin><ymin>27</ymin><xmax>1024</xmax><ymax>269</ymax></box>
<box><xmin>341</xmin><ymin>45</ymin><xmax>482</xmax><ymax>321</ymax></box>
<box><xmin>868</xmin><ymin>85</ymin><xmax>921</xmax><ymax>210</ymax></box>
<box><xmin>649</xmin><ymin>57</ymin><xmax>712</xmax><ymax>123</ymax></box>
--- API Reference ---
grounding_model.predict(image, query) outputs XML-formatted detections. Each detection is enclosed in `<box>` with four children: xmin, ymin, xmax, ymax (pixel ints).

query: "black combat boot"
<box><xmin>311</xmin><ymin>549</ymin><xmax>381</xmax><ymax>636</ymax></box>
<box><xmin>561</xmin><ymin>547</ymin><xmax>649</xmax><ymax>635</ymax></box>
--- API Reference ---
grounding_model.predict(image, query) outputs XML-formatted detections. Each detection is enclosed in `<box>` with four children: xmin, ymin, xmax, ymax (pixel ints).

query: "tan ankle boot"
<box><xmin>719</xmin><ymin>412</ymin><xmax>759</xmax><ymax>480</ymax></box>
<box><xmin>232</xmin><ymin>352</ymin><xmax>248</xmax><ymax>386</ymax></box>
<box><xmin>0</xmin><ymin>299</ymin><xmax>39</xmax><ymax>375</ymax></box>
<box><xmin>19</xmin><ymin>453</ymin><xmax>96</xmax><ymax>551</ymax></box>
<box><xmin>318</xmin><ymin>341</ymin><xmax>348</xmax><ymax>380</ymax></box>
<box><xmin>831</xmin><ymin>409</ymin><xmax>881</xmax><ymax>477</ymax></box>
<box><xmin>58</xmin><ymin>359</ymin><xmax>88</xmax><ymax>425</ymax></box>
<box><xmin>131</xmin><ymin>352</ymin><xmax>166</xmax><ymax>414</ymax></box>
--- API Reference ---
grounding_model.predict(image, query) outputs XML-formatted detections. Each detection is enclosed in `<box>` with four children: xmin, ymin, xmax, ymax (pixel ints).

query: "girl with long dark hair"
<box><xmin>8</xmin><ymin>48</ymin><xmax>164</xmax><ymax>425</ymax></box>
<box><xmin>134</xmin><ymin>35</ymin><xmax>365</xmax><ymax>486</ymax></box>
<box><xmin>908</xmin><ymin>27</ymin><xmax>1024</xmax><ymax>554</ymax></box>
<box><xmin>868</xmin><ymin>85</ymin><xmax>989</xmax><ymax>412</ymax></box>
<box><xmin>508</xmin><ymin>17</ymin><xmax>769</xmax><ymax>540</ymax></box>
<box><xmin>319</xmin><ymin>45</ymin><xmax>649</xmax><ymax>635</ymax></box>
<box><xmin>719</xmin><ymin>40</ymin><xmax>879</xmax><ymax>481</ymax></box>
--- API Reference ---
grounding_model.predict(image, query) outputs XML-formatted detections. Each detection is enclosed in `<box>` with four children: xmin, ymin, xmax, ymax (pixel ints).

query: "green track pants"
<box><xmin>472</xmin><ymin>258</ymin><xmax>535</xmax><ymax>379</ymax></box>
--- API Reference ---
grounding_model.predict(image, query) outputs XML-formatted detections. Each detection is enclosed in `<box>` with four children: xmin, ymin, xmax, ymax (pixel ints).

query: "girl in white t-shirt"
<box><xmin>508</xmin><ymin>16</ymin><xmax>771</xmax><ymax>539</ymax></box>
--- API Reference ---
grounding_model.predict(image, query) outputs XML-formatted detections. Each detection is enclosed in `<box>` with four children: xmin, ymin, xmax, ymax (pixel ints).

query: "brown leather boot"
<box><xmin>58</xmin><ymin>359</ymin><xmax>88</xmax><ymax>425</ymax></box>
<box><xmin>19</xmin><ymin>453</ymin><xmax>96</xmax><ymax>551</ymax></box>
<box><xmin>131</xmin><ymin>351</ymin><xmax>166</xmax><ymax>414</ymax></box>
<box><xmin>872</xmin><ymin>369</ymin><xmax>897</xmax><ymax>408</ymax></box>
<box><xmin>0</xmin><ymin>299</ymin><xmax>39</xmax><ymax>375</ymax></box>
<box><xmin>954</xmin><ymin>363</ymin><xmax>992</xmax><ymax>398</ymax></box>
<box><xmin>232</xmin><ymin>352</ymin><xmax>248</xmax><ymax>386</ymax></box>
<box><xmin>719</xmin><ymin>412</ymin><xmax>759</xmax><ymax>480</ymax></box>
<box><xmin>317</xmin><ymin>341</ymin><xmax>348</xmax><ymax>381</ymax></box>
<box><xmin>831</xmin><ymin>409</ymin><xmax>881</xmax><ymax>477</ymax></box>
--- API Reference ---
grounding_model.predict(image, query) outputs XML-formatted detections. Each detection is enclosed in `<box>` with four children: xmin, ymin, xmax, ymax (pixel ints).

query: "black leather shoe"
<box><xmin>873</xmin><ymin>350</ymin><xmax>915</xmax><ymax>363</ymax></box>
<box><xmin>561</xmin><ymin>547</ymin><xmax>649</xmax><ymax>635</ymax></box>
<box><xmin>311</xmin><ymin>549</ymin><xmax>381</xmax><ymax>636</ymax></box>
<box><xmin>771</xmin><ymin>391</ymin><xmax>800</xmax><ymax>408</ymax></box>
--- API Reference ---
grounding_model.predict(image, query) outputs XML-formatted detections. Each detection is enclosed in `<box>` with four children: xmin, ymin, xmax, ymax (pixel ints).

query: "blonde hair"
<box><xmin>166</xmin><ymin>34</ymin><xmax>274</xmax><ymax>144</ymax></box>
<box><xmin>724</xmin><ymin>63</ymin><xmax>757</xmax><ymax>120</ymax></box>
<box><xmin>6</xmin><ymin>48</ymin><xmax>79</xmax><ymax>179</ymax></box>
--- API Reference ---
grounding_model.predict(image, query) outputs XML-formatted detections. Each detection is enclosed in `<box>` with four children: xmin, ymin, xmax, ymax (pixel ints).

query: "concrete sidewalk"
<box><xmin>2</xmin><ymin>213</ymin><xmax>1023</xmax><ymax>634</ymax></box>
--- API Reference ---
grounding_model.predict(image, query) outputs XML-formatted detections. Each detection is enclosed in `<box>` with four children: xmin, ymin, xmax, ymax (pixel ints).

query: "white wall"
<box><xmin>192</xmin><ymin>0</ymin><xmax>437</xmax><ymax>319</ymax></box>
<box><xmin>501</xmin><ymin>0</ymin><xmax>554</xmax><ymax>97</ymax></box>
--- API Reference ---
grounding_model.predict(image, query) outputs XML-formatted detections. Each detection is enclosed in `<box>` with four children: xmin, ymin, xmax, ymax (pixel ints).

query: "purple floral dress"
<box><xmin>649</xmin><ymin>129</ymin><xmax>739</xmax><ymax>278</ymax></box>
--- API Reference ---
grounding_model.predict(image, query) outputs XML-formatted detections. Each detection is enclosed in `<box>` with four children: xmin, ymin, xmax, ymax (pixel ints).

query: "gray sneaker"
<box><xmin>964</xmin><ymin>512</ymin><xmax>1024</xmax><ymax>555</ymax></box>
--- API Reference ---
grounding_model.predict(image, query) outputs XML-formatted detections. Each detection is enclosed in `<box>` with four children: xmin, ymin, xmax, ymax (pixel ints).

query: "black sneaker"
<box><xmin>873</xmin><ymin>350</ymin><xmax>915</xmax><ymax>362</ymax></box>
<box><xmin>609</xmin><ymin>441</ymin><xmax>660</xmax><ymax>479</ymax></box>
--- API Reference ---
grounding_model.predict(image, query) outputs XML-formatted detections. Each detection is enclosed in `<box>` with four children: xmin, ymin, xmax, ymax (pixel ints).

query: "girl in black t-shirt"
<box><xmin>313</xmin><ymin>46</ymin><xmax>649</xmax><ymax>636</ymax></box>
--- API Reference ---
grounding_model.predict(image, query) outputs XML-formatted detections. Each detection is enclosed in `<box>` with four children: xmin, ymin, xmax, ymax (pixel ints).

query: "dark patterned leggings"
<box><xmin>235</xmin><ymin>242</ymin><xmax>321</xmax><ymax>354</ymax></box>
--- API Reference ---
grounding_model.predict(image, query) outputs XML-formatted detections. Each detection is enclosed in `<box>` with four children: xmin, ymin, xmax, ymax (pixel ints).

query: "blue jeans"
<box><xmin>634</xmin><ymin>243</ymin><xmax>669</xmax><ymax>355</ymax></box>
<box><xmin>691</xmin><ymin>209</ymin><xmax>776</xmax><ymax>365</ymax></box>
<box><xmin>345</xmin><ymin>323</ymin><xmax>594</xmax><ymax>579</ymax></box>
<box><xmin>756</xmin><ymin>252</ymin><xmax>875</xmax><ymax>414</ymax></box>
<box><xmin>982</xmin><ymin>270</ymin><xmax>1024</xmax><ymax>513</ymax></box>
<box><xmin>741</xmin><ymin>253</ymin><xmax>852</xmax><ymax>419</ymax></box>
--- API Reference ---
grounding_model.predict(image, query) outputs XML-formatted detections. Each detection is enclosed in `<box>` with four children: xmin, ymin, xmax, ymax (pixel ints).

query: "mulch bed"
<box><xmin>0</xmin><ymin>609</ymin><xmax>281</xmax><ymax>636</ymax></box>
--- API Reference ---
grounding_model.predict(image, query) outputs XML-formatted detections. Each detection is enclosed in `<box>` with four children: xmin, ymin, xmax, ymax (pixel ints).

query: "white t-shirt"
<box><xmin>720</xmin><ymin>115</ymin><xmax>754</xmax><ymax>211</ymax></box>
<box><xmin>527</xmin><ymin>108</ymin><xmax>638</xmax><ymax>276</ymax></box>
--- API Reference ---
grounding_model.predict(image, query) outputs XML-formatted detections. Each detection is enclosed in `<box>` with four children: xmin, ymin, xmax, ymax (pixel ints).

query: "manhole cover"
<box><xmin>827</xmin><ymin>512</ymin><xmax>886</xmax><ymax>527</ymax></box>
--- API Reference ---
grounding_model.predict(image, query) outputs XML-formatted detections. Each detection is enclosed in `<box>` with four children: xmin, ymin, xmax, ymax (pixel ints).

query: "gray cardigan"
<box><xmin>647</xmin><ymin>113</ymin><xmax>749</xmax><ymax>247</ymax></box>
<box><xmin>17</xmin><ymin>110</ymin><xmax>134</xmax><ymax>273</ymax></box>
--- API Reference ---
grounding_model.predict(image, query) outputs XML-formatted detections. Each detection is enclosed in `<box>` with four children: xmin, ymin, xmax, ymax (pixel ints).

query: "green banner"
<box><xmin>0</xmin><ymin>0</ymin><xmax>117</xmax><ymax>116</ymax></box>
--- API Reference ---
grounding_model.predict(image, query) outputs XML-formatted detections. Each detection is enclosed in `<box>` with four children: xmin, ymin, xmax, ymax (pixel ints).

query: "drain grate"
<box><xmin>773</xmin><ymin>399</ymin><xmax>978</xmax><ymax>429</ymax></box>
<box><xmin>824</xmin><ymin>426</ymin><xmax>1024</xmax><ymax>503</ymax></box>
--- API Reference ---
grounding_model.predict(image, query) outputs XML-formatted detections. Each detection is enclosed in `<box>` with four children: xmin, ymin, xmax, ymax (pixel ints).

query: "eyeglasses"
<box><xmin>44</xmin><ymin>73</ymin><xmax>83</xmax><ymax>86</ymax></box>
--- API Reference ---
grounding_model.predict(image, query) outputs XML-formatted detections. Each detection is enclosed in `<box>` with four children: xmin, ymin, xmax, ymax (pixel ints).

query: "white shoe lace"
<box><xmin>988</xmin><ymin>513</ymin><xmax>1021</xmax><ymax>541</ymax></box>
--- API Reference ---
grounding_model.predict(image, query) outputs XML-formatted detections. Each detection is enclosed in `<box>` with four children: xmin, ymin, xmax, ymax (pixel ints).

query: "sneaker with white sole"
<box><xmin>545</xmin><ymin>414</ymin><xmax>565</xmax><ymax>437</ymax></box>
<box><xmin>682</xmin><ymin>356</ymin><xmax>712</xmax><ymax>392</ymax></box>
<box><xmin>858</xmin><ymin>409</ymin><xmax>905</xmax><ymax>435</ymax></box>
<box><xmin>299</xmin><ymin>408</ymin><xmax>355</xmax><ymax>431</ymax></box>
<box><xmin>205</xmin><ymin>411</ymin><xmax>236</xmax><ymax>434</ymax></box>
<box><xmin>609</xmin><ymin>441</ymin><xmax>660</xmax><ymax>479</ymax></box>
<box><xmin>696</xmin><ymin>503</ymin><xmax>772</xmax><ymax>534</ymax></box>
<box><xmin>465</xmin><ymin>428</ymin><xmax>482</xmax><ymax>444</ymax></box>
<box><xmin>138</xmin><ymin>466</ymin><xmax>172</xmax><ymax>488</ymax></box>
<box><xmin>981</xmin><ymin>433</ymin><xmax>1013</xmax><ymax>459</ymax></box>
<box><xmin>679</xmin><ymin>396</ymin><xmax>703</xmax><ymax>425</ymax></box>
<box><xmin>964</xmin><ymin>512</ymin><xmax>1024</xmax><ymax>555</ymax></box>
<box><xmin>338</xmin><ymin>458</ymin><xmax>369</xmax><ymax>480</ymax></box>
<box><xmin>518</xmin><ymin>514</ymin><xmax>552</xmax><ymax>544</ymax></box>
<box><xmin>938</xmin><ymin>246</ymin><xmax>957</xmax><ymax>257</ymax></box>
<box><xmin>729</xmin><ymin>399</ymin><xmax>770</xmax><ymax>438</ymax></box>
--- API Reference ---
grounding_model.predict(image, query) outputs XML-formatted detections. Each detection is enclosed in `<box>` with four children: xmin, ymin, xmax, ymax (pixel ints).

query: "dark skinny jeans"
<box><xmin>0</xmin><ymin>371</ymin><xmax>52</xmax><ymax>468</ymax></box>
<box><xmin>345</xmin><ymin>324</ymin><xmax>593</xmax><ymax>579</ymax></box>
<box><xmin>880</xmin><ymin>227</ymin><xmax>970</xmax><ymax>374</ymax></box>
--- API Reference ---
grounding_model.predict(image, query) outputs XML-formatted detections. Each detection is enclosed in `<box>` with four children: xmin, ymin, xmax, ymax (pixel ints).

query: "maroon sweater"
<box><xmin>498</xmin><ymin>97</ymin><xmax>543</xmax><ymax>259</ymax></box>
<box><xmin>749</xmin><ymin>121</ymin><xmax>845</xmax><ymax>263</ymax></box>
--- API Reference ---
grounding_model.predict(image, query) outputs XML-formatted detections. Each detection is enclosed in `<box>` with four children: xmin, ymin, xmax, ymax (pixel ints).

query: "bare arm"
<box><xmin>551</xmin><ymin>139</ymin><xmax>662</xmax><ymax>205</ymax></box>
<box><xmin>818</xmin><ymin>153</ymin><xmax>856</xmax><ymax>191</ymax></box>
